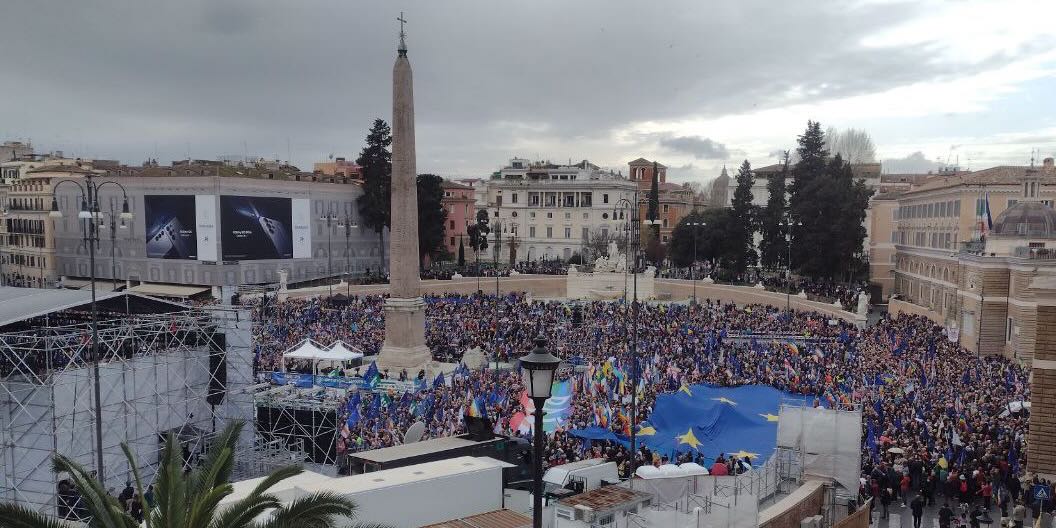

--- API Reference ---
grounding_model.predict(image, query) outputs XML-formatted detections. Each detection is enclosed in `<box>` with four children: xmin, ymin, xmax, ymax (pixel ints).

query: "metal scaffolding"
<box><xmin>0</xmin><ymin>304</ymin><xmax>255</xmax><ymax>520</ymax></box>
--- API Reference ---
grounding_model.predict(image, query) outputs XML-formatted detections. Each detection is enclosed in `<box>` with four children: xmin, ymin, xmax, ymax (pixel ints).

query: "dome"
<box><xmin>991</xmin><ymin>201</ymin><xmax>1056</xmax><ymax>239</ymax></box>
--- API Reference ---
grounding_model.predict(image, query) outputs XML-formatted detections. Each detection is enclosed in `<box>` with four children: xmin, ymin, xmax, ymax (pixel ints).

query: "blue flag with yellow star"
<box><xmin>638</xmin><ymin>384</ymin><xmax>815</xmax><ymax>463</ymax></box>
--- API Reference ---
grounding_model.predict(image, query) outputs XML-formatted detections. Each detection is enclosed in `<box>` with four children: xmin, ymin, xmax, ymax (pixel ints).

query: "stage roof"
<box><xmin>0</xmin><ymin>286</ymin><xmax>187</xmax><ymax>329</ymax></box>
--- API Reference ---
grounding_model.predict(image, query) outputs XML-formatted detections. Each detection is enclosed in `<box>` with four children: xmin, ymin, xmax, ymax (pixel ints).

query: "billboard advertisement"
<box><xmin>145</xmin><ymin>195</ymin><xmax>198</xmax><ymax>259</ymax></box>
<box><xmin>220</xmin><ymin>196</ymin><xmax>293</xmax><ymax>260</ymax></box>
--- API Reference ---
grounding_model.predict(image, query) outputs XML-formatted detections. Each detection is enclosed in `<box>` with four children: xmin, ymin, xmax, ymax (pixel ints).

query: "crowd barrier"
<box><xmin>267</xmin><ymin>372</ymin><xmax>423</xmax><ymax>393</ymax></box>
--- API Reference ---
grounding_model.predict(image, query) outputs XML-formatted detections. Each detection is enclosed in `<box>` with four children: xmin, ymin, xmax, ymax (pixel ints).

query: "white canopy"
<box><xmin>283</xmin><ymin>339</ymin><xmax>331</xmax><ymax>361</ymax></box>
<box><xmin>326</xmin><ymin>341</ymin><xmax>365</xmax><ymax>361</ymax></box>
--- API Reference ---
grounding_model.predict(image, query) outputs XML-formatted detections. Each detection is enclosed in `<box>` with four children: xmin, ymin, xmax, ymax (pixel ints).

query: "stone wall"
<box><xmin>758</xmin><ymin>480</ymin><xmax>827</xmax><ymax>528</ymax></box>
<box><xmin>834</xmin><ymin>499</ymin><xmax>872</xmax><ymax>528</ymax></box>
<box><xmin>889</xmin><ymin>298</ymin><xmax>944</xmax><ymax>324</ymax></box>
<box><xmin>292</xmin><ymin>276</ymin><xmax>863</xmax><ymax>324</ymax></box>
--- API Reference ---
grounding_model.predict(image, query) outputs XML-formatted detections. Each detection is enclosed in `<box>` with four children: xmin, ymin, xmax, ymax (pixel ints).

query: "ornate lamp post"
<box><xmin>520</xmin><ymin>335</ymin><xmax>561</xmax><ymax>528</ymax></box>
<box><xmin>50</xmin><ymin>174</ymin><xmax>133</xmax><ymax>484</ymax></box>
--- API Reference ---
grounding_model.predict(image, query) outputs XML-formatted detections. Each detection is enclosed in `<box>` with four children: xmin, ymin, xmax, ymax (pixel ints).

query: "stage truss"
<box><xmin>251</xmin><ymin>384</ymin><xmax>345</xmax><ymax>473</ymax></box>
<box><xmin>0</xmin><ymin>305</ymin><xmax>256</xmax><ymax>520</ymax></box>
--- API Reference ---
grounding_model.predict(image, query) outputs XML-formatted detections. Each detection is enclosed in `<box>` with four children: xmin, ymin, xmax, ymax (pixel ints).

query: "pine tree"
<box><xmin>457</xmin><ymin>236</ymin><xmax>466</xmax><ymax>269</ymax></box>
<box><xmin>355</xmin><ymin>119</ymin><xmax>392</xmax><ymax>272</ymax></box>
<box><xmin>730</xmin><ymin>159</ymin><xmax>756</xmax><ymax>272</ymax></box>
<box><xmin>416</xmin><ymin>174</ymin><xmax>448</xmax><ymax>269</ymax></box>
<box><xmin>759</xmin><ymin>152</ymin><xmax>790</xmax><ymax>269</ymax></box>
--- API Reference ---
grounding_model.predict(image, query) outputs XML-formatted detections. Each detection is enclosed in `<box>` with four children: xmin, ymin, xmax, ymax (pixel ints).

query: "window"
<box><xmin>546</xmin><ymin>227</ymin><xmax>553</xmax><ymax>238</ymax></box>
<box><xmin>582</xmin><ymin>212</ymin><xmax>588</xmax><ymax>220</ymax></box>
<box><xmin>512</xmin><ymin>211</ymin><xmax>518</xmax><ymax>218</ymax></box>
<box><xmin>511</xmin><ymin>193</ymin><xmax>519</xmax><ymax>204</ymax></box>
<box><xmin>662</xmin><ymin>218</ymin><xmax>669</xmax><ymax>228</ymax></box>
<box><xmin>547</xmin><ymin>212</ymin><xmax>553</xmax><ymax>219</ymax></box>
<box><xmin>954</xmin><ymin>200</ymin><xmax>961</xmax><ymax>216</ymax></box>
<box><xmin>975</xmin><ymin>198</ymin><xmax>986</xmax><ymax>216</ymax></box>
<box><xmin>603</xmin><ymin>193</ymin><xmax>609</xmax><ymax>204</ymax></box>
<box><xmin>530</xmin><ymin>212</ymin><xmax>536</xmax><ymax>218</ymax></box>
<box><xmin>449</xmin><ymin>220</ymin><xmax>455</xmax><ymax>230</ymax></box>
<box><xmin>494</xmin><ymin>211</ymin><xmax>499</xmax><ymax>218</ymax></box>
<box><xmin>529</xmin><ymin>226</ymin><xmax>536</xmax><ymax>237</ymax></box>
<box><xmin>496</xmin><ymin>195</ymin><xmax>502</xmax><ymax>207</ymax></box>
<box><xmin>663</xmin><ymin>204</ymin><xmax>670</xmax><ymax>213</ymax></box>
<box><xmin>449</xmin><ymin>236</ymin><xmax>455</xmax><ymax>246</ymax></box>
<box><xmin>582</xmin><ymin>227</ymin><xmax>589</xmax><ymax>240</ymax></box>
<box><xmin>564</xmin><ymin>227</ymin><xmax>571</xmax><ymax>239</ymax></box>
<box><xmin>602</xmin><ymin>213</ymin><xmax>609</xmax><ymax>220</ymax></box>
<box><xmin>564</xmin><ymin>212</ymin><xmax>571</xmax><ymax>220</ymax></box>
<box><xmin>1008</xmin><ymin>199</ymin><xmax>1018</xmax><ymax>208</ymax></box>
<box><xmin>662</xmin><ymin>235</ymin><xmax>669</xmax><ymax>243</ymax></box>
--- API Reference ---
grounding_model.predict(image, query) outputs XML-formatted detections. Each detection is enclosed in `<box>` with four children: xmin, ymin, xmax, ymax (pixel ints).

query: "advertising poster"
<box><xmin>220</xmin><ymin>195</ymin><xmax>293</xmax><ymax>260</ymax></box>
<box><xmin>195</xmin><ymin>195</ymin><xmax>218</xmax><ymax>261</ymax></box>
<box><xmin>145</xmin><ymin>195</ymin><xmax>198</xmax><ymax>259</ymax></box>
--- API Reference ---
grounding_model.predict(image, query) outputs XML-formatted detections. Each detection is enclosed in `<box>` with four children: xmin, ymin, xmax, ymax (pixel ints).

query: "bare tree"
<box><xmin>584</xmin><ymin>229</ymin><xmax>627</xmax><ymax>258</ymax></box>
<box><xmin>825</xmin><ymin>127</ymin><xmax>877</xmax><ymax>164</ymax></box>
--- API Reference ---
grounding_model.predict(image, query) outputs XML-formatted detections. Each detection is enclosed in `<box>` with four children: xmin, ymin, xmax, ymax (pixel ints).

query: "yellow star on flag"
<box><xmin>677</xmin><ymin>428</ymin><xmax>703</xmax><ymax>450</ymax></box>
<box><xmin>637</xmin><ymin>425</ymin><xmax>657</xmax><ymax>436</ymax></box>
<box><xmin>758</xmin><ymin>413</ymin><xmax>779</xmax><ymax>422</ymax></box>
<box><xmin>679</xmin><ymin>384</ymin><xmax>693</xmax><ymax>396</ymax></box>
<box><xmin>712</xmin><ymin>397</ymin><xmax>737</xmax><ymax>405</ymax></box>
<box><xmin>730</xmin><ymin>450</ymin><xmax>759</xmax><ymax>459</ymax></box>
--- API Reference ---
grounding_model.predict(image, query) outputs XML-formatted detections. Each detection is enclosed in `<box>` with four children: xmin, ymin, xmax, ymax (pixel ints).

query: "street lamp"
<box><xmin>50</xmin><ymin>174</ymin><xmax>133</xmax><ymax>485</ymax></box>
<box><xmin>97</xmin><ymin>203</ymin><xmax>130</xmax><ymax>313</ymax></box>
<box><xmin>613</xmin><ymin>189</ymin><xmax>651</xmax><ymax>481</ymax></box>
<box><xmin>778</xmin><ymin>217</ymin><xmax>802</xmax><ymax>312</ymax></box>
<box><xmin>519</xmin><ymin>335</ymin><xmax>561</xmax><ymax>528</ymax></box>
<box><xmin>338</xmin><ymin>213</ymin><xmax>358</xmax><ymax>290</ymax></box>
<box><xmin>687</xmin><ymin>221</ymin><xmax>706</xmax><ymax>305</ymax></box>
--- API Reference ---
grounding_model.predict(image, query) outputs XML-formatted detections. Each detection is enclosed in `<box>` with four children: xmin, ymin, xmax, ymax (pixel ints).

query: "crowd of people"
<box><xmin>761</xmin><ymin>276</ymin><xmax>867</xmax><ymax>311</ymax></box>
<box><xmin>253</xmin><ymin>292</ymin><xmax>1032</xmax><ymax>512</ymax></box>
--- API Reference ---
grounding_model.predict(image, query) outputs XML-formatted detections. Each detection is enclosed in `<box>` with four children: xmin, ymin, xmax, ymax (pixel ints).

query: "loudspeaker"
<box><xmin>206</xmin><ymin>333</ymin><xmax>227</xmax><ymax>406</ymax></box>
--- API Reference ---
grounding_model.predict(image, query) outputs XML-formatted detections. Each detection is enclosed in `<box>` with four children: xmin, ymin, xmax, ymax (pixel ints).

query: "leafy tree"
<box><xmin>466</xmin><ymin>209</ymin><xmax>490</xmax><ymax>274</ymax></box>
<box><xmin>416</xmin><ymin>174</ymin><xmax>447</xmax><ymax>269</ymax></box>
<box><xmin>824</xmin><ymin>126</ymin><xmax>877</xmax><ymax>164</ymax></box>
<box><xmin>668</xmin><ymin>209</ymin><xmax>738</xmax><ymax>269</ymax></box>
<box><xmin>759</xmin><ymin>152</ymin><xmax>790</xmax><ymax>269</ymax></box>
<box><xmin>730</xmin><ymin>159</ymin><xmax>757</xmax><ymax>272</ymax></box>
<box><xmin>0</xmin><ymin>422</ymin><xmax>383</xmax><ymax>528</ymax></box>
<box><xmin>355</xmin><ymin>119</ymin><xmax>392</xmax><ymax>272</ymax></box>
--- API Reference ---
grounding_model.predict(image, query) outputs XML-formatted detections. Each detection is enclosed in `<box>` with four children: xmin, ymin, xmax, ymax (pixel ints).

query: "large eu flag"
<box><xmin>638</xmin><ymin>384</ymin><xmax>814</xmax><ymax>463</ymax></box>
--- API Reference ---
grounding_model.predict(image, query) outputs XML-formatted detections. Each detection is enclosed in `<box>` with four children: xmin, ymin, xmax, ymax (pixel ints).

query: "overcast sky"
<box><xmin>2</xmin><ymin>0</ymin><xmax>1056</xmax><ymax>184</ymax></box>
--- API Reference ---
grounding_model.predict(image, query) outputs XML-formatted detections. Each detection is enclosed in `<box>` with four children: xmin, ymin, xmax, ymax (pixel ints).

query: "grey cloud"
<box><xmin>659</xmin><ymin>135</ymin><xmax>730</xmax><ymax>160</ymax></box>
<box><xmin>883</xmin><ymin>151</ymin><xmax>942</xmax><ymax>174</ymax></box>
<box><xmin>1</xmin><ymin>0</ymin><xmax>1052</xmax><ymax>175</ymax></box>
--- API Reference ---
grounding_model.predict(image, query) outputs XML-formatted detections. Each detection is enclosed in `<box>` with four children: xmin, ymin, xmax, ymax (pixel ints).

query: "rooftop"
<box><xmin>557</xmin><ymin>485</ymin><xmax>652</xmax><ymax>511</ymax></box>
<box><xmin>348</xmin><ymin>436</ymin><xmax>485</xmax><ymax>464</ymax></box>
<box><xmin>420</xmin><ymin>509</ymin><xmax>531</xmax><ymax>528</ymax></box>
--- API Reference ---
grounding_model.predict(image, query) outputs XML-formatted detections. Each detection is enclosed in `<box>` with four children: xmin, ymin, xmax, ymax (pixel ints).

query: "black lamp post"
<box><xmin>779</xmin><ymin>217</ymin><xmax>802</xmax><ymax>312</ymax></box>
<box><xmin>520</xmin><ymin>335</ymin><xmax>561</xmax><ymax>528</ymax></box>
<box><xmin>688</xmin><ymin>220</ymin><xmax>706</xmax><ymax>305</ymax></box>
<box><xmin>50</xmin><ymin>174</ymin><xmax>133</xmax><ymax>485</ymax></box>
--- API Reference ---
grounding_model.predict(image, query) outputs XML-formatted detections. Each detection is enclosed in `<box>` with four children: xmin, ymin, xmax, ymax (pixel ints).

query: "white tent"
<box><xmin>326</xmin><ymin>341</ymin><xmax>365</xmax><ymax>362</ymax></box>
<box><xmin>282</xmin><ymin>339</ymin><xmax>361</xmax><ymax>376</ymax></box>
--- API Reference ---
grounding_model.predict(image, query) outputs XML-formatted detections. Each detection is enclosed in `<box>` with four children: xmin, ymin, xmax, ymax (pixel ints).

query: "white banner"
<box><xmin>291</xmin><ymin>198</ymin><xmax>311</xmax><ymax>259</ymax></box>
<box><xmin>195</xmin><ymin>195</ymin><xmax>219</xmax><ymax>261</ymax></box>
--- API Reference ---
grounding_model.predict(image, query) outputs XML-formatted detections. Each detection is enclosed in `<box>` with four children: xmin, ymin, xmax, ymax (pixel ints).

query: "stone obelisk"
<box><xmin>378</xmin><ymin>15</ymin><xmax>431</xmax><ymax>371</ymax></box>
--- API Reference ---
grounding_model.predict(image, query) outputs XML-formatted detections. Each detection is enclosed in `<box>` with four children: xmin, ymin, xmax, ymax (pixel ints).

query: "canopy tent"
<box><xmin>281</xmin><ymin>339</ymin><xmax>364</xmax><ymax>376</ymax></box>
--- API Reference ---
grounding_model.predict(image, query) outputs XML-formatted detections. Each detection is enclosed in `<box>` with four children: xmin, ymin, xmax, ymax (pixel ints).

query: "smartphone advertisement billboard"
<box><xmin>220</xmin><ymin>196</ymin><xmax>294</xmax><ymax>260</ymax></box>
<box><xmin>145</xmin><ymin>195</ymin><xmax>198</xmax><ymax>259</ymax></box>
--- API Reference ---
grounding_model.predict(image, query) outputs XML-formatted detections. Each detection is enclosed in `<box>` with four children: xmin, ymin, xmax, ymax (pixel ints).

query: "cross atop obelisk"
<box><xmin>377</xmin><ymin>10</ymin><xmax>431</xmax><ymax>373</ymax></box>
<box><xmin>397</xmin><ymin>12</ymin><xmax>408</xmax><ymax>57</ymax></box>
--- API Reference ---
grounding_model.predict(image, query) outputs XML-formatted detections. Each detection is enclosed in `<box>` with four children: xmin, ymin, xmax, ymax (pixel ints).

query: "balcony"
<box><xmin>959</xmin><ymin>239</ymin><xmax>985</xmax><ymax>254</ymax></box>
<box><xmin>1013</xmin><ymin>246</ymin><xmax>1056</xmax><ymax>260</ymax></box>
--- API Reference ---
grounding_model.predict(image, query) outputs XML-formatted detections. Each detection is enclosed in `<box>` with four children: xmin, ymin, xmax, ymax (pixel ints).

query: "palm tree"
<box><xmin>0</xmin><ymin>422</ymin><xmax>386</xmax><ymax>528</ymax></box>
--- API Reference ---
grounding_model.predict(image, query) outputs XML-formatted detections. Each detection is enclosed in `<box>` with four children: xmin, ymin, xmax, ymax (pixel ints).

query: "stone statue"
<box><xmin>593</xmin><ymin>241</ymin><xmax>626</xmax><ymax>273</ymax></box>
<box><xmin>856</xmin><ymin>291</ymin><xmax>869</xmax><ymax>317</ymax></box>
<box><xmin>607</xmin><ymin>240</ymin><xmax>619</xmax><ymax>260</ymax></box>
<box><xmin>615</xmin><ymin>256</ymin><xmax>627</xmax><ymax>273</ymax></box>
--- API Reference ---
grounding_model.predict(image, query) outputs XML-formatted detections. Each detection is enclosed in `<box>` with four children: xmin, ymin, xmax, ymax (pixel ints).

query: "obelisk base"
<box><xmin>377</xmin><ymin>297</ymin><xmax>432</xmax><ymax>373</ymax></box>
